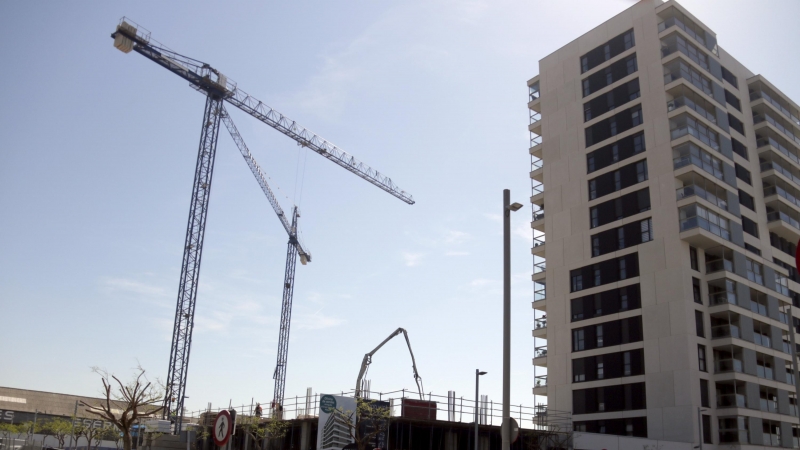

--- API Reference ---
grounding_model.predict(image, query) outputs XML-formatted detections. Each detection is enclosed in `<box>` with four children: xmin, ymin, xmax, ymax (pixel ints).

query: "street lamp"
<box><xmin>475</xmin><ymin>369</ymin><xmax>487</xmax><ymax>450</ymax></box>
<box><xmin>503</xmin><ymin>190</ymin><xmax>523</xmax><ymax>450</ymax></box>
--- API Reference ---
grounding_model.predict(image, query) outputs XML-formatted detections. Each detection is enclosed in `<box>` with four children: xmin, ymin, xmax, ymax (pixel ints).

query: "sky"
<box><xmin>1</xmin><ymin>0</ymin><xmax>799</xmax><ymax>421</ymax></box>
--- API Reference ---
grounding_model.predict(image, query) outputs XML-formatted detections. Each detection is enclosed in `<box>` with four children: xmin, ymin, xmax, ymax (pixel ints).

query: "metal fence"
<box><xmin>181</xmin><ymin>389</ymin><xmax>569</xmax><ymax>431</ymax></box>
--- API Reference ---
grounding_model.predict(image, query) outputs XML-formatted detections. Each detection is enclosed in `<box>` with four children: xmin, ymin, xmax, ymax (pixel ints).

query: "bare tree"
<box><xmin>80</xmin><ymin>365</ymin><xmax>168</xmax><ymax>450</ymax></box>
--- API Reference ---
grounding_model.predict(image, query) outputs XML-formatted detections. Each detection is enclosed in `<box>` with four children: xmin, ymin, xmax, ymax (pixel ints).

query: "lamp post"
<box><xmin>475</xmin><ymin>369</ymin><xmax>487</xmax><ymax>450</ymax></box>
<box><xmin>503</xmin><ymin>189</ymin><xmax>523</xmax><ymax>450</ymax></box>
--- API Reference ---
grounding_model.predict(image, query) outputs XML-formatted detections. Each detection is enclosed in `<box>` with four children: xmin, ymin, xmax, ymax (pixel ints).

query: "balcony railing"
<box><xmin>661</xmin><ymin>35</ymin><xmax>710</xmax><ymax>73</ymax></box>
<box><xmin>753</xmin><ymin>333</ymin><xmax>772</xmax><ymax>349</ymax></box>
<box><xmin>763</xmin><ymin>183</ymin><xmax>800</xmax><ymax>209</ymax></box>
<box><xmin>532</xmin><ymin>208</ymin><xmax>545</xmax><ymax>222</ymax></box>
<box><xmin>751</xmin><ymin>89</ymin><xmax>800</xmax><ymax>127</ymax></box>
<box><xmin>533</xmin><ymin>287</ymin><xmax>546</xmax><ymax>302</ymax></box>
<box><xmin>671</xmin><ymin>122</ymin><xmax>720</xmax><ymax>151</ymax></box>
<box><xmin>676</xmin><ymin>184</ymin><xmax>728</xmax><ymax>211</ymax></box>
<box><xmin>534</xmin><ymin>375</ymin><xmax>547</xmax><ymax>388</ymax></box>
<box><xmin>534</xmin><ymin>317</ymin><xmax>547</xmax><ymax>330</ymax></box>
<box><xmin>530</xmin><ymin>111</ymin><xmax>542</xmax><ymax>125</ymax></box>
<box><xmin>717</xmin><ymin>393</ymin><xmax>746</xmax><ymax>408</ymax></box>
<box><xmin>754</xmin><ymin>112</ymin><xmax>800</xmax><ymax>147</ymax></box>
<box><xmin>767</xmin><ymin>204</ymin><xmax>800</xmax><ymax>231</ymax></box>
<box><xmin>673</xmin><ymin>145</ymin><xmax>724</xmax><ymax>181</ymax></box>
<box><xmin>758</xmin><ymin>136</ymin><xmax>800</xmax><ymax>166</ymax></box>
<box><xmin>761</xmin><ymin>160</ymin><xmax>800</xmax><ymax>188</ymax></box>
<box><xmin>534</xmin><ymin>346</ymin><xmax>548</xmax><ymax>358</ymax></box>
<box><xmin>533</xmin><ymin>261</ymin><xmax>546</xmax><ymax>275</ymax></box>
<box><xmin>679</xmin><ymin>215</ymin><xmax>731</xmax><ymax>240</ymax></box>
<box><xmin>756</xmin><ymin>365</ymin><xmax>774</xmax><ymax>380</ymax></box>
<box><xmin>710</xmin><ymin>291</ymin><xmax>737</xmax><ymax>305</ymax></box>
<box><xmin>667</xmin><ymin>96</ymin><xmax>716</xmax><ymax>124</ymax></box>
<box><xmin>533</xmin><ymin>236</ymin><xmax>545</xmax><ymax>248</ymax></box>
<box><xmin>711</xmin><ymin>324</ymin><xmax>740</xmax><ymax>339</ymax></box>
<box><xmin>715</xmin><ymin>358</ymin><xmax>744</xmax><ymax>374</ymax></box>
<box><xmin>762</xmin><ymin>433</ymin><xmax>781</xmax><ymax>447</ymax></box>
<box><xmin>657</xmin><ymin>15</ymin><xmax>717</xmax><ymax>55</ymax></box>
<box><xmin>529</xmin><ymin>83</ymin><xmax>540</xmax><ymax>102</ymax></box>
<box><xmin>705</xmin><ymin>247</ymin><xmax>733</xmax><ymax>274</ymax></box>
<box><xmin>664</xmin><ymin>65</ymin><xmax>713</xmax><ymax>97</ymax></box>
<box><xmin>530</xmin><ymin>135</ymin><xmax>542</xmax><ymax>147</ymax></box>
<box><xmin>531</xmin><ymin>159</ymin><xmax>543</xmax><ymax>171</ymax></box>
<box><xmin>531</xmin><ymin>183</ymin><xmax>544</xmax><ymax>196</ymax></box>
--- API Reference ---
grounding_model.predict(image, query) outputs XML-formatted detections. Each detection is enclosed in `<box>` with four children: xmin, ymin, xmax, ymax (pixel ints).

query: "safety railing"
<box><xmin>530</xmin><ymin>111</ymin><xmax>542</xmax><ymax>126</ymax></box>
<box><xmin>754</xmin><ymin>112</ymin><xmax>800</xmax><ymax>147</ymax></box>
<box><xmin>533</xmin><ymin>236</ymin><xmax>545</xmax><ymax>248</ymax></box>
<box><xmin>534</xmin><ymin>317</ymin><xmax>547</xmax><ymax>330</ymax></box>
<box><xmin>534</xmin><ymin>346</ymin><xmax>548</xmax><ymax>359</ymax></box>
<box><xmin>758</xmin><ymin>136</ymin><xmax>800</xmax><ymax>166</ymax></box>
<box><xmin>533</xmin><ymin>261</ymin><xmax>546</xmax><ymax>276</ymax></box>
<box><xmin>761</xmin><ymin>160</ymin><xmax>800</xmax><ymax>188</ymax></box>
<box><xmin>767</xmin><ymin>204</ymin><xmax>800</xmax><ymax>231</ymax></box>
<box><xmin>751</xmin><ymin>89</ymin><xmax>800</xmax><ymax>127</ymax></box>
<box><xmin>534</xmin><ymin>375</ymin><xmax>547</xmax><ymax>388</ymax></box>
<box><xmin>529</xmin><ymin>83</ymin><xmax>540</xmax><ymax>102</ymax></box>
<box><xmin>530</xmin><ymin>134</ymin><xmax>542</xmax><ymax>147</ymax></box>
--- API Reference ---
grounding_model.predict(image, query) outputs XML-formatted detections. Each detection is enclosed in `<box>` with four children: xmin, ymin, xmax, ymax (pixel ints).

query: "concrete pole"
<box><xmin>502</xmin><ymin>189</ymin><xmax>511</xmax><ymax>450</ymax></box>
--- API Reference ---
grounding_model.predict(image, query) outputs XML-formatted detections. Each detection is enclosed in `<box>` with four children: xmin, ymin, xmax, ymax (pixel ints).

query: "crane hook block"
<box><xmin>114</xmin><ymin>22</ymin><xmax>137</xmax><ymax>54</ymax></box>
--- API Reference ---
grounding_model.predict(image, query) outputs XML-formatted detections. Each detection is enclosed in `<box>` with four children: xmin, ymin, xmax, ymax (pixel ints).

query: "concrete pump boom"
<box><xmin>355</xmin><ymin>327</ymin><xmax>424</xmax><ymax>400</ymax></box>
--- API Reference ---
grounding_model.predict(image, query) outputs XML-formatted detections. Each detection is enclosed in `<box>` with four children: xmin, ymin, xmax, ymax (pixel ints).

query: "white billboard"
<box><xmin>316</xmin><ymin>394</ymin><xmax>356</xmax><ymax>450</ymax></box>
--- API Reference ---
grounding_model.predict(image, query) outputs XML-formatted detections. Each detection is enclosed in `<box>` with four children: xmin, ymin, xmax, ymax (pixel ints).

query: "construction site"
<box><xmin>0</xmin><ymin>17</ymin><xmax>569</xmax><ymax>450</ymax></box>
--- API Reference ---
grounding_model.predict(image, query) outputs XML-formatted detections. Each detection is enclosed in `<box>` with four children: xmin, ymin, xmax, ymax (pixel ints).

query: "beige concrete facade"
<box><xmin>529</xmin><ymin>0</ymin><xmax>800</xmax><ymax>447</ymax></box>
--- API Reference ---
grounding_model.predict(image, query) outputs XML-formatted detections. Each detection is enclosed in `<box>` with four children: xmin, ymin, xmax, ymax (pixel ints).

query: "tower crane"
<box><xmin>354</xmin><ymin>327</ymin><xmax>424</xmax><ymax>400</ymax></box>
<box><xmin>110</xmin><ymin>18</ymin><xmax>414</xmax><ymax>433</ymax></box>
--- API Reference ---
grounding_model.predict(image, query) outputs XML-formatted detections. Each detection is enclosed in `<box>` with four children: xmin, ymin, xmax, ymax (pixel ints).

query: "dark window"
<box><xmin>571</xmin><ymin>285</ymin><xmax>642</xmax><ymax>322</ymax></box>
<box><xmin>731</xmin><ymin>138</ymin><xmax>748</xmax><ymax>160</ymax></box>
<box><xmin>702</xmin><ymin>415</ymin><xmax>712</xmax><ymax>444</ymax></box>
<box><xmin>586</xmin><ymin>105</ymin><xmax>643</xmax><ymax>147</ymax></box>
<box><xmin>583</xmin><ymin>55</ymin><xmax>638</xmax><ymax>97</ymax></box>
<box><xmin>742</xmin><ymin>216</ymin><xmax>759</xmax><ymax>238</ymax></box>
<box><xmin>770</xmin><ymin>232</ymin><xmax>797</xmax><ymax>257</ymax></box>
<box><xmin>573</xmin><ymin>417</ymin><xmax>647</xmax><ymax>438</ymax></box>
<box><xmin>725</xmin><ymin>89</ymin><xmax>741</xmax><ymax>111</ymax></box>
<box><xmin>690</xmin><ymin>247</ymin><xmax>699</xmax><ymax>271</ymax></box>
<box><xmin>698</xmin><ymin>344</ymin><xmax>707</xmax><ymax>372</ymax></box>
<box><xmin>591</xmin><ymin>218</ymin><xmax>652</xmax><ymax>256</ymax></box>
<box><xmin>735</xmin><ymin>164</ymin><xmax>751</xmax><ymax>185</ymax></box>
<box><xmin>695</xmin><ymin>310</ymin><xmax>705</xmax><ymax>337</ymax></box>
<box><xmin>721</xmin><ymin>66</ymin><xmax>738</xmax><ymax>88</ymax></box>
<box><xmin>587</xmin><ymin>132</ymin><xmax>645</xmax><ymax>173</ymax></box>
<box><xmin>728</xmin><ymin>113</ymin><xmax>745</xmax><ymax>135</ymax></box>
<box><xmin>584</xmin><ymin>79</ymin><xmax>641</xmax><ymax>122</ymax></box>
<box><xmin>739</xmin><ymin>189</ymin><xmax>755</xmax><ymax>211</ymax></box>
<box><xmin>570</xmin><ymin>253</ymin><xmax>640</xmax><ymax>293</ymax></box>
<box><xmin>573</xmin><ymin>350</ymin><xmax>644</xmax><ymax>383</ymax></box>
<box><xmin>590</xmin><ymin>188</ymin><xmax>650</xmax><ymax>229</ymax></box>
<box><xmin>693</xmin><ymin>277</ymin><xmax>702</xmax><ymax>304</ymax></box>
<box><xmin>745</xmin><ymin>243</ymin><xmax>761</xmax><ymax>256</ymax></box>
<box><xmin>572</xmin><ymin>316</ymin><xmax>643</xmax><ymax>352</ymax></box>
<box><xmin>588</xmin><ymin>160</ymin><xmax>648</xmax><ymax>200</ymax></box>
<box><xmin>700</xmin><ymin>379</ymin><xmax>710</xmax><ymax>407</ymax></box>
<box><xmin>581</xmin><ymin>29</ymin><xmax>635</xmax><ymax>73</ymax></box>
<box><xmin>573</xmin><ymin>382</ymin><xmax>646</xmax><ymax>414</ymax></box>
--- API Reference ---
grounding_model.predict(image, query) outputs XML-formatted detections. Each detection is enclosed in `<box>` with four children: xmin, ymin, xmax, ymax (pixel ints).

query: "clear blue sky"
<box><xmin>1</xmin><ymin>0</ymin><xmax>798</xmax><ymax>416</ymax></box>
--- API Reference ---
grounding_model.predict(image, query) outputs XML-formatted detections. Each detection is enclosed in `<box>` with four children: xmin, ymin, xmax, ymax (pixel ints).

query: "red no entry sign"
<box><xmin>213</xmin><ymin>410</ymin><xmax>232</xmax><ymax>447</ymax></box>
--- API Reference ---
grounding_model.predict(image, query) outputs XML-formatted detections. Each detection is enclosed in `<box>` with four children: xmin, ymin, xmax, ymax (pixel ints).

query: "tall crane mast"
<box><xmin>111</xmin><ymin>18</ymin><xmax>414</xmax><ymax>433</ymax></box>
<box><xmin>219</xmin><ymin>107</ymin><xmax>308</xmax><ymax>408</ymax></box>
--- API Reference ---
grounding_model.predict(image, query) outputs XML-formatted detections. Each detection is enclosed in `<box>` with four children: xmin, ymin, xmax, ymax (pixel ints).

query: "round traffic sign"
<box><xmin>213</xmin><ymin>410</ymin><xmax>232</xmax><ymax>447</ymax></box>
<box><xmin>502</xmin><ymin>417</ymin><xmax>520</xmax><ymax>443</ymax></box>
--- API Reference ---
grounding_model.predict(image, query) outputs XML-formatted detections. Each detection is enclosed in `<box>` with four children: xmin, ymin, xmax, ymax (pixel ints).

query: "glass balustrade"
<box><xmin>534</xmin><ymin>317</ymin><xmax>547</xmax><ymax>330</ymax></box>
<box><xmin>534</xmin><ymin>346</ymin><xmax>548</xmax><ymax>358</ymax></box>
<box><xmin>754</xmin><ymin>112</ymin><xmax>800</xmax><ymax>147</ymax></box>
<box><xmin>717</xmin><ymin>393</ymin><xmax>746</xmax><ymax>408</ymax></box>
<box><xmin>712</xmin><ymin>324</ymin><xmax>740</xmax><ymax>339</ymax></box>
<box><xmin>751</xmin><ymin>89</ymin><xmax>800</xmax><ymax>127</ymax></box>
<box><xmin>667</xmin><ymin>95</ymin><xmax>716</xmax><ymax>124</ymax></box>
<box><xmin>758</xmin><ymin>135</ymin><xmax>800</xmax><ymax>166</ymax></box>
<box><xmin>534</xmin><ymin>375</ymin><xmax>547</xmax><ymax>387</ymax></box>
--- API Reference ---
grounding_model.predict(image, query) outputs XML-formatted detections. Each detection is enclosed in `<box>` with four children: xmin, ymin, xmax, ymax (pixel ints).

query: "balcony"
<box><xmin>532</xmin><ymin>316</ymin><xmax>547</xmax><ymax>338</ymax></box>
<box><xmin>657</xmin><ymin>8</ymin><xmax>718</xmax><ymax>55</ymax></box>
<box><xmin>529</xmin><ymin>111</ymin><xmax>542</xmax><ymax>136</ymax></box>
<box><xmin>673</xmin><ymin>142</ymin><xmax>725</xmax><ymax>183</ymax></box>
<box><xmin>533</xmin><ymin>345</ymin><xmax>548</xmax><ymax>367</ymax></box>
<box><xmin>531</xmin><ymin>182</ymin><xmax>544</xmax><ymax>206</ymax></box>
<box><xmin>531</xmin><ymin>235</ymin><xmax>545</xmax><ymax>256</ymax></box>
<box><xmin>753</xmin><ymin>110</ymin><xmax>800</xmax><ymax>149</ymax></box>
<box><xmin>531</xmin><ymin>207</ymin><xmax>545</xmax><ymax>232</ymax></box>
<box><xmin>530</xmin><ymin>135</ymin><xmax>542</xmax><ymax>159</ymax></box>
<box><xmin>750</xmin><ymin>85</ymin><xmax>800</xmax><ymax>129</ymax></box>
<box><xmin>676</xmin><ymin>173</ymin><xmax>730</xmax><ymax>212</ymax></box>
<box><xmin>530</xmin><ymin>158</ymin><xmax>543</xmax><ymax>183</ymax></box>
<box><xmin>710</xmin><ymin>308</ymin><xmax>741</xmax><ymax>339</ymax></box>
<box><xmin>532</xmin><ymin>375</ymin><xmax>547</xmax><ymax>395</ymax></box>
<box><xmin>766</xmin><ymin>203</ymin><xmax>800</xmax><ymax>241</ymax></box>
<box><xmin>708</xmin><ymin>278</ymin><xmax>737</xmax><ymax>306</ymax></box>
<box><xmin>667</xmin><ymin>88</ymin><xmax>718</xmax><ymax>126</ymax></box>
<box><xmin>763</xmin><ymin>177</ymin><xmax>800</xmax><ymax>211</ymax></box>
<box><xmin>670</xmin><ymin>113</ymin><xmax>720</xmax><ymax>152</ymax></box>
<box><xmin>758</xmin><ymin>134</ymin><xmax>800</xmax><ymax>168</ymax></box>
<box><xmin>532</xmin><ymin>261</ymin><xmax>547</xmax><ymax>282</ymax></box>
<box><xmin>717</xmin><ymin>393</ymin><xmax>746</xmax><ymax>408</ymax></box>
<box><xmin>661</xmin><ymin>33</ymin><xmax>712</xmax><ymax>74</ymax></box>
<box><xmin>705</xmin><ymin>246</ymin><xmax>733</xmax><ymax>274</ymax></box>
<box><xmin>528</xmin><ymin>80</ymin><xmax>541</xmax><ymax>110</ymax></box>
<box><xmin>663</xmin><ymin>59</ymin><xmax>714</xmax><ymax>98</ymax></box>
<box><xmin>679</xmin><ymin>203</ymin><xmax>731</xmax><ymax>242</ymax></box>
<box><xmin>532</xmin><ymin>280</ymin><xmax>546</xmax><ymax>311</ymax></box>
<box><xmin>760</xmin><ymin>157</ymin><xmax>800</xmax><ymax>189</ymax></box>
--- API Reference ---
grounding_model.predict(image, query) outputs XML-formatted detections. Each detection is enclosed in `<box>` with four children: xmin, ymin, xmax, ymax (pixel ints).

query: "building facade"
<box><xmin>528</xmin><ymin>0</ymin><xmax>800</xmax><ymax>447</ymax></box>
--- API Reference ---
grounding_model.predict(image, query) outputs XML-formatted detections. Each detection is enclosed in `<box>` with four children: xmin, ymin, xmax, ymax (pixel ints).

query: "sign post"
<box><xmin>213</xmin><ymin>410</ymin><xmax>232</xmax><ymax>449</ymax></box>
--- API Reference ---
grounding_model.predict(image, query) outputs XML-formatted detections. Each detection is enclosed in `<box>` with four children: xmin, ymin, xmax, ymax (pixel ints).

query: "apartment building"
<box><xmin>528</xmin><ymin>0</ymin><xmax>800</xmax><ymax>446</ymax></box>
